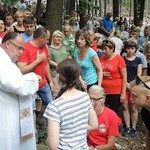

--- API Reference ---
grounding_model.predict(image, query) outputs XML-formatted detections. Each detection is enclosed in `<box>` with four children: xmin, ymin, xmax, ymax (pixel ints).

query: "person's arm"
<box><xmin>137</xmin><ymin>64</ymin><xmax>142</xmax><ymax>76</ymax></box>
<box><xmin>120</xmin><ymin>67</ymin><xmax>127</xmax><ymax>100</ymax></box>
<box><xmin>95</xmin><ymin>136</ymin><xmax>116</xmax><ymax>150</ymax></box>
<box><xmin>140</xmin><ymin>53</ymin><xmax>148</xmax><ymax>75</ymax></box>
<box><xmin>92</xmin><ymin>55</ymin><xmax>103</xmax><ymax>85</ymax></box>
<box><xmin>49</xmin><ymin>60</ymin><xmax>58</xmax><ymax>68</ymax></box>
<box><xmin>89</xmin><ymin>147</ymin><xmax>95</xmax><ymax>150</ymax></box>
<box><xmin>146</xmin><ymin>129</ymin><xmax>150</xmax><ymax>150</ymax></box>
<box><xmin>79</xmin><ymin>75</ymin><xmax>87</xmax><ymax>92</ymax></box>
<box><xmin>87</xmin><ymin>106</ymin><xmax>98</xmax><ymax>131</ymax></box>
<box><xmin>46</xmin><ymin>63</ymin><xmax>54</xmax><ymax>92</ymax></box>
<box><xmin>47</xmin><ymin>119</ymin><xmax>60</xmax><ymax>150</ymax></box>
<box><xmin>142</xmin><ymin>68</ymin><xmax>147</xmax><ymax>76</ymax></box>
<box><xmin>17</xmin><ymin>51</ymin><xmax>46</xmax><ymax>74</ymax></box>
<box><xmin>101</xmin><ymin>26</ymin><xmax>110</xmax><ymax>36</ymax></box>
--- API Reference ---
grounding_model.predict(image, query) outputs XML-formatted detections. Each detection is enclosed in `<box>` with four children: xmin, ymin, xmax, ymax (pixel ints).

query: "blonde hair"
<box><xmin>51</xmin><ymin>30</ymin><xmax>63</xmax><ymax>44</ymax></box>
<box><xmin>114</xmin><ymin>30</ymin><xmax>120</xmax><ymax>38</ymax></box>
<box><xmin>14</xmin><ymin>11</ymin><xmax>24</xmax><ymax>19</ymax></box>
<box><xmin>130</xmin><ymin>76</ymin><xmax>150</xmax><ymax>87</ymax></box>
<box><xmin>130</xmin><ymin>76</ymin><xmax>150</xmax><ymax>96</ymax></box>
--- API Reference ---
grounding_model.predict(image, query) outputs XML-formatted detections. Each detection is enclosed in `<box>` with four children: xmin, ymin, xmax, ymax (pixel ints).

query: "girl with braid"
<box><xmin>44</xmin><ymin>59</ymin><xmax>98</xmax><ymax>150</ymax></box>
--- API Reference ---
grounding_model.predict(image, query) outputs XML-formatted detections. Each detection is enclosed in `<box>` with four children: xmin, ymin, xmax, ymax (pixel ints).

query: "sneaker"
<box><xmin>130</xmin><ymin>128</ymin><xmax>136</xmax><ymax>138</ymax></box>
<box><xmin>122</xmin><ymin>127</ymin><xmax>130</xmax><ymax>136</ymax></box>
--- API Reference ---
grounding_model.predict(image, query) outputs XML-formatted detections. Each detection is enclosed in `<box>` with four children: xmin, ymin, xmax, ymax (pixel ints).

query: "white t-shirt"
<box><xmin>110</xmin><ymin>37</ymin><xmax>123</xmax><ymax>54</ymax></box>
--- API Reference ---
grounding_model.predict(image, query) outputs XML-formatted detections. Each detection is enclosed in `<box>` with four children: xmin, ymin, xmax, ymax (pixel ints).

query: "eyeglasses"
<box><xmin>135</xmin><ymin>76</ymin><xmax>150</xmax><ymax>90</ymax></box>
<box><xmin>90</xmin><ymin>97</ymin><xmax>104</xmax><ymax>101</ymax></box>
<box><xmin>9</xmin><ymin>40</ymin><xmax>24</xmax><ymax>51</ymax></box>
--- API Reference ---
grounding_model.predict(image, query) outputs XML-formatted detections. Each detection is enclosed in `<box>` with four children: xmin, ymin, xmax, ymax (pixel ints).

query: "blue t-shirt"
<box><xmin>21</xmin><ymin>33</ymin><xmax>33</xmax><ymax>42</ymax></box>
<box><xmin>124</xmin><ymin>56</ymin><xmax>142</xmax><ymax>82</ymax></box>
<box><xmin>74</xmin><ymin>48</ymin><xmax>98</xmax><ymax>85</ymax></box>
<box><xmin>100</xmin><ymin>17</ymin><xmax>113</xmax><ymax>32</ymax></box>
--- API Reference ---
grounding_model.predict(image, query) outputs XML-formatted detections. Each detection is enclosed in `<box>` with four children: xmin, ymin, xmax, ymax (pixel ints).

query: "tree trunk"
<box><xmin>134</xmin><ymin>0</ymin><xmax>138</xmax><ymax>25</ymax></box>
<box><xmin>104</xmin><ymin>0</ymin><xmax>107</xmax><ymax>17</ymax></box>
<box><xmin>94</xmin><ymin>0</ymin><xmax>98</xmax><ymax>16</ymax></box>
<box><xmin>66</xmin><ymin>0</ymin><xmax>75</xmax><ymax>15</ymax></box>
<box><xmin>113</xmin><ymin>0</ymin><xmax>119</xmax><ymax>20</ymax></box>
<box><xmin>66</xmin><ymin>0</ymin><xmax>71</xmax><ymax>14</ymax></box>
<box><xmin>139</xmin><ymin>0</ymin><xmax>145</xmax><ymax>21</ymax></box>
<box><xmin>99</xmin><ymin>0</ymin><xmax>101</xmax><ymax>16</ymax></box>
<box><xmin>35</xmin><ymin>0</ymin><xmax>42</xmax><ymax>24</ymax></box>
<box><xmin>45</xmin><ymin>0</ymin><xmax>63</xmax><ymax>42</ymax></box>
<box><xmin>79</xmin><ymin>0</ymin><xmax>86</xmax><ymax>29</ymax></box>
<box><xmin>69</xmin><ymin>0</ymin><xmax>75</xmax><ymax>14</ymax></box>
<box><xmin>134</xmin><ymin>0</ymin><xmax>145</xmax><ymax>26</ymax></box>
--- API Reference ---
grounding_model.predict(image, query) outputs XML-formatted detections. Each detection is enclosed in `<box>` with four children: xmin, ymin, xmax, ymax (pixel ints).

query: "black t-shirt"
<box><xmin>124</xmin><ymin>56</ymin><xmax>142</xmax><ymax>82</ymax></box>
<box><xmin>141</xmin><ymin>107</ymin><xmax>150</xmax><ymax>131</ymax></box>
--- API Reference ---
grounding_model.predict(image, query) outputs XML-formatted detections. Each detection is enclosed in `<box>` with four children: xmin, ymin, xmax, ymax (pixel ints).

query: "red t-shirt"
<box><xmin>87</xmin><ymin>106</ymin><xmax>121</xmax><ymax>148</ymax></box>
<box><xmin>90</xmin><ymin>42</ymin><xmax>98</xmax><ymax>51</ymax></box>
<box><xmin>100</xmin><ymin>54</ymin><xmax>126</xmax><ymax>94</ymax></box>
<box><xmin>18</xmin><ymin>41</ymin><xmax>49</xmax><ymax>88</ymax></box>
<box><xmin>0</xmin><ymin>32</ymin><xmax>6</xmax><ymax>39</ymax></box>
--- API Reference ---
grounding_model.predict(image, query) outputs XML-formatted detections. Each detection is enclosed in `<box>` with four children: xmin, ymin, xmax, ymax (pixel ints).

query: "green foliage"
<box><xmin>79</xmin><ymin>0</ymin><xmax>99</xmax><ymax>15</ymax></box>
<box><xmin>2</xmin><ymin>0</ymin><xmax>18</xmax><ymax>9</ymax></box>
<box><xmin>66</xmin><ymin>41</ymin><xmax>76</xmax><ymax>56</ymax></box>
<box><xmin>37</xmin><ymin>125</ymin><xmax>47</xmax><ymax>143</ymax></box>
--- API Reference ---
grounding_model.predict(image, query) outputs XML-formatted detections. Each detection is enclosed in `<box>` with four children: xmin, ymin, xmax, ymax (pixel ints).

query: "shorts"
<box><xmin>125</xmin><ymin>89</ymin><xmax>135</xmax><ymax>104</ymax></box>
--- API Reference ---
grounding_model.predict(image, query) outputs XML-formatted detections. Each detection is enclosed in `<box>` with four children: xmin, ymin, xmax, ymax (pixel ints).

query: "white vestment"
<box><xmin>0</xmin><ymin>47</ymin><xmax>39</xmax><ymax>150</ymax></box>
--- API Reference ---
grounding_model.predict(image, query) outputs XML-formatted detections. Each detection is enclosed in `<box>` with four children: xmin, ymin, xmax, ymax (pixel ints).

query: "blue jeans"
<box><xmin>37</xmin><ymin>83</ymin><xmax>53</xmax><ymax>106</ymax></box>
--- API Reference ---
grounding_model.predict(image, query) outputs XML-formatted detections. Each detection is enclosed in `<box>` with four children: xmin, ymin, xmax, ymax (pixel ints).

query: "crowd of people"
<box><xmin>0</xmin><ymin>0</ymin><xmax>150</xmax><ymax>150</ymax></box>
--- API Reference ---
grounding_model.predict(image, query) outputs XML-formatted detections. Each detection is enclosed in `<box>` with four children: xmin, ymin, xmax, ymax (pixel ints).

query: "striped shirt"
<box><xmin>44</xmin><ymin>91</ymin><xmax>92</xmax><ymax>150</ymax></box>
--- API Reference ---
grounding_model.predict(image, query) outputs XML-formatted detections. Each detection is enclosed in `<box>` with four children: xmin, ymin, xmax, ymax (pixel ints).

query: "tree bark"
<box><xmin>113</xmin><ymin>0</ymin><xmax>119</xmax><ymax>20</ymax></box>
<box><xmin>99</xmin><ymin>0</ymin><xmax>101</xmax><ymax>16</ymax></box>
<box><xmin>139</xmin><ymin>0</ymin><xmax>145</xmax><ymax>21</ymax></box>
<box><xmin>134</xmin><ymin>0</ymin><xmax>145</xmax><ymax>25</ymax></box>
<box><xmin>66</xmin><ymin>0</ymin><xmax>75</xmax><ymax>15</ymax></box>
<box><xmin>45</xmin><ymin>0</ymin><xmax>63</xmax><ymax>42</ymax></box>
<box><xmin>78</xmin><ymin>0</ymin><xmax>86</xmax><ymax>29</ymax></box>
<box><xmin>35</xmin><ymin>0</ymin><xmax>42</xmax><ymax>24</ymax></box>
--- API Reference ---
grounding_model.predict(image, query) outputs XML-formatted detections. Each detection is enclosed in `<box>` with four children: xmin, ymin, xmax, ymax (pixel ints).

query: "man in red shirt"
<box><xmin>17</xmin><ymin>27</ymin><xmax>53</xmax><ymax>107</ymax></box>
<box><xmin>87</xmin><ymin>85</ymin><xmax>121</xmax><ymax>150</ymax></box>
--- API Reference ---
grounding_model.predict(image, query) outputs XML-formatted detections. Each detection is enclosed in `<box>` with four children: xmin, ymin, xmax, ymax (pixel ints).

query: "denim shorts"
<box><xmin>37</xmin><ymin>83</ymin><xmax>53</xmax><ymax>106</ymax></box>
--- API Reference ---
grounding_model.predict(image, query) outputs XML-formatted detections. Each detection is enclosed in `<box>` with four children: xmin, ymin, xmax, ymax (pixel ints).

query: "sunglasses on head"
<box><xmin>135</xmin><ymin>76</ymin><xmax>150</xmax><ymax>90</ymax></box>
<box><xmin>102</xmin><ymin>39</ymin><xmax>115</xmax><ymax>46</ymax></box>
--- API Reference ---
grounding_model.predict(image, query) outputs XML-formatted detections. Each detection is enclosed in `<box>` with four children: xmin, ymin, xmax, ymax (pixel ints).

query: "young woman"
<box><xmin>44</xmin><ymin>59</ymin><xmax>98</xmax><ymax>150</ymax></box>
<box><xmin>74</xmin><ymin>29</ymin><xmax>103</xmax><ymax>92</ymax></box>
<box><xmin>122</xmin><ymin>40</ymin><xmax>142</xmax><ymax>138</ymax></box>
<box><xmin>11</xmin><ymin>11</ymin><xmax>25</xmax><ymax>34</ymax></box>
